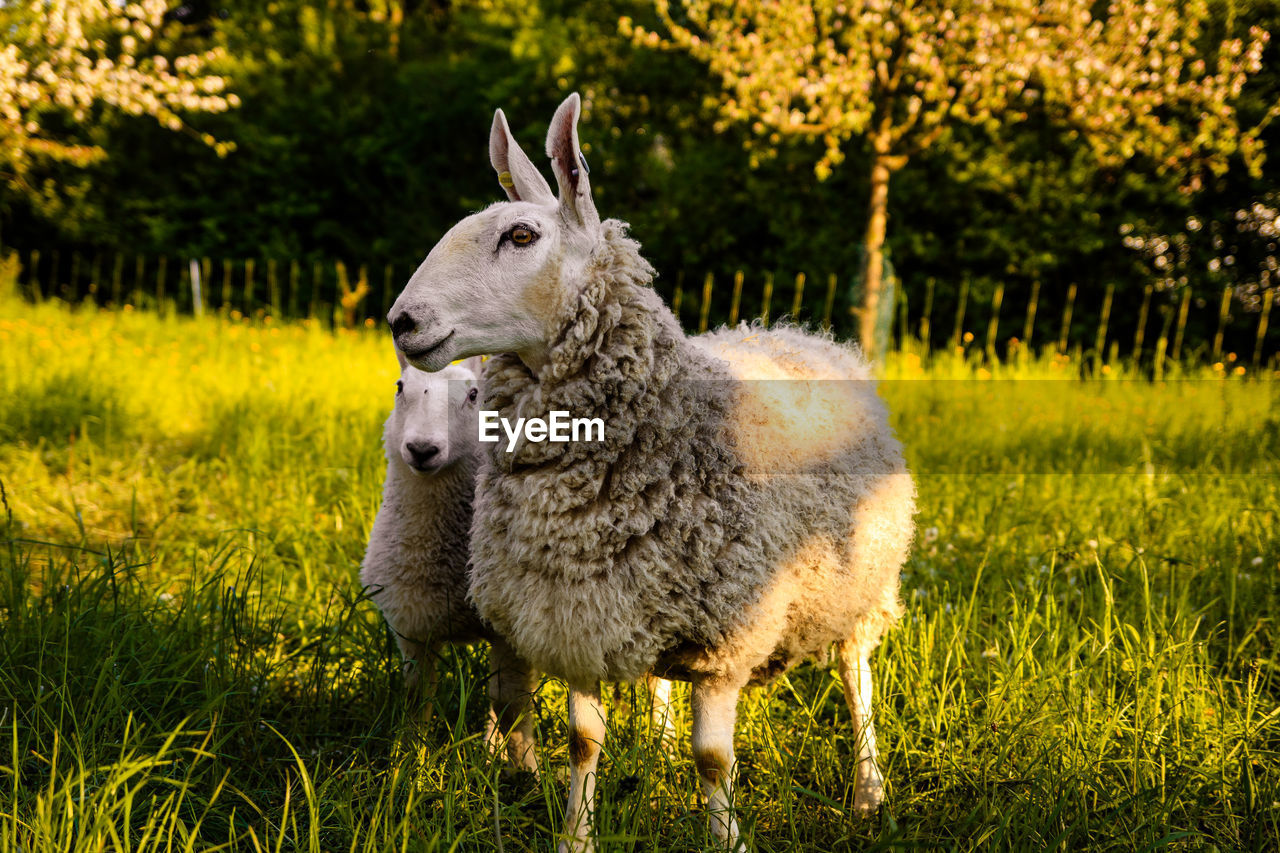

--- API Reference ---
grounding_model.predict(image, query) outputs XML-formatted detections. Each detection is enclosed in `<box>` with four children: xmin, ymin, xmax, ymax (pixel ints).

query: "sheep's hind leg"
<box><xmin>837</xmin><ymin>634</ymin><xmax>885</xmax><ymax>813</ymax></box>
<box><xmin>560</xmin><ymin>683</ymin><xmax>606</xmax><ymax>853</ymax></box>
<box><xmin>691</xmin><ymin>677</ymin><xmax>744</xmax><ymax>850</ymax></box>
<box><xmin>487</xmin><ymin>637</ymin><xmax>541</xmax><ymax>775</ymax></box>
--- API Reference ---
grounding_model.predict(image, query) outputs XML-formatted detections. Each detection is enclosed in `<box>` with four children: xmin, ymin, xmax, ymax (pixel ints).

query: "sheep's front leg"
<box><xmin>691</xmin><ymin>677</ymin><xmax>743</xmax><ymax>849</ymax></box>
<box><xmin>488</xmin><ymin>637</ymin><xmax>541</xmax><ymax>774</ymax></box>
<box><xmin>560</xmin><ymin>683</ymin><xmax>606</xmax><ymax>853</ymax></box>
<box><xmin>400</xmin><ymin>638</ymin><xmax>439</xmax><ymax>726</ymax></box>
<box><xmin>837</xmin><ymin>636</ymin><xmax>884</xmax><ymax>813</ymax></box>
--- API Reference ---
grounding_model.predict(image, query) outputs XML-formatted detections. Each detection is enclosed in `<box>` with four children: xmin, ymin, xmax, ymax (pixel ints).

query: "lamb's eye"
<box><xmin>395</xmin><ymin>380</ymin><xmax>403</xmax><ymax>395</ymax></box>
<box><xmin>509</xmin><ymin>225</ymin><xmax>536</xmax><ymax>246</ymax></box>
<box><xmin>467</xmin><ymin>387</ymin><xmax>479</xmax><ymax>403</ymax></box>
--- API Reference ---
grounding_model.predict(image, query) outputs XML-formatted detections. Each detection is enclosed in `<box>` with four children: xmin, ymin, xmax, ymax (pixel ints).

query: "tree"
<box><xmin>630</xmin><ymin>1</ymin><xmax>1269</xmax><ymax>357</ymax></box>
<box><xmin>0</xmin><ymin>0</ymin><xmax>237</xmax><ymax>198</ymax></box>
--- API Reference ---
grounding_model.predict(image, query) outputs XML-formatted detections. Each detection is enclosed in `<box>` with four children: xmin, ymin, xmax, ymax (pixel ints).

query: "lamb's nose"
<box><xmin>406</xmin><ymin>442</ymin><xmax>440</xmax><ymax>467</ymax></box>
<box><xmin>388</xmin><ymin>310</ymin><xmax>417</xmax><ymax>339</ymax></box>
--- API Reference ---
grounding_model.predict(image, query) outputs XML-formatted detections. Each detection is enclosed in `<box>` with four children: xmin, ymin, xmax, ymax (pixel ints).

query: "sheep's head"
<box><xmin>385</xmin><ymin>350</ymin><xmax>483</xmax><ymax>475</ymax></box>
<box><xmin>389</xmin><ymin>93</ymin><xmax>601</xmax><ymax>372</ymax></box>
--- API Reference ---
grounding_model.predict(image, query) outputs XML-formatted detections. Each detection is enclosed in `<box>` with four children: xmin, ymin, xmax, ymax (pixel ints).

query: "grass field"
<box><xmin>2</xmin><ymin>289</ymin><xmax>1278</xmax><ymax>852</ymax></box>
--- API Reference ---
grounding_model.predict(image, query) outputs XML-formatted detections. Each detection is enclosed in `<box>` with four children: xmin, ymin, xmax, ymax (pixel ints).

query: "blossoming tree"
<box><xmin>628</xmin><ymin>1</ymin><xmax>1268</xmax><ymax>356</ymax></box>
<box><xmin>0</xmin><ymin>0</ymin><xmax>239</xmax><ymax>195</ymax></box>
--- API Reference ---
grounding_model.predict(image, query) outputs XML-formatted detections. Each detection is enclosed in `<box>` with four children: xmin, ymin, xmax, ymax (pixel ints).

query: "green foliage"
<box><xmin>2</xmin><ymin>291</ymin><xmax>1278</xmax><ymax>851</ymax></box>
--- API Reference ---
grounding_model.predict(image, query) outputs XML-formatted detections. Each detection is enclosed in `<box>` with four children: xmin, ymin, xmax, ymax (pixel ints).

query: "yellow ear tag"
<box><xmin>498</xmin><ymin>171</ymin><xmax>514</xmax><ymax>189</ymax></box>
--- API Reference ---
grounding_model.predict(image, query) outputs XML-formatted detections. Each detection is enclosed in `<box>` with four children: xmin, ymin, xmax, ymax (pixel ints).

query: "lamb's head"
<box><xmin>388</xmin><ymin>93</ymin><xmax>602</xmax><ymax>372</ymax></box>
<box><xmin>385</xmin><ymin>350</ymin><xmax>483</xmax><ymax>475</ymax></box>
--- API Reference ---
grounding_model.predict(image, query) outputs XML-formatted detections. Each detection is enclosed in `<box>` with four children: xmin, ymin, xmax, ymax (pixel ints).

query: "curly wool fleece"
<box><xmin>470</xmin><ymin>220</ymin><xmax>915</xmax><ymax>688</ymax></box>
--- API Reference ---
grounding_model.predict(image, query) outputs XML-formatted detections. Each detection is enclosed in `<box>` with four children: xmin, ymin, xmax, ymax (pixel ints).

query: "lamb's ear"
<box><xmin>394</xmin><ymin>343</ymin><xmax>408</xmax><ymax>370</ymax></box>
<box><xmin>460</xmin><ymin>355</ymin><xmax>484</xmax><ymax>377</ymax></box>
<box><xmin>545</xmin><ymin>93</ymin><xmax>600</xmax><ymax>231</ymax></box>
<box><xmin>489</xmin><ymin>109</ymin><xmax>555</xmax><ymax>205</ymax></box>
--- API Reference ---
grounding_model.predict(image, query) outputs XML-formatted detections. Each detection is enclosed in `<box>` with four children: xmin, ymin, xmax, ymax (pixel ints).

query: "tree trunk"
<box><xmin>859</xmin><ymin>153</ymin><xmax>893</xmax><ymax>360</ymax></box>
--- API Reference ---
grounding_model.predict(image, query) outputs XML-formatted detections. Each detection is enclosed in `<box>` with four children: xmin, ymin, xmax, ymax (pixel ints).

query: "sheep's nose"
<box><xmin>406</xmin><ymin>441</ymin><xmax>440</xmax><ymax>468</ymax></box>
<box><xmin>388</xmin><ymin>310</ymin><xmax>417</xmax><ymax>339</ymax></box>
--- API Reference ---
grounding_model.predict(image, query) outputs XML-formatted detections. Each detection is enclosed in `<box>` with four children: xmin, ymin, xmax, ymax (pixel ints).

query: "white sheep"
<box><xmin>359</xmin><ymin>351</ymin><xmax>540</xmax><ymax>772</ymax></box>
<box><xmin>388</xmin><ymin>95</ymin><xmax>915</xmax><ymax>852</ymax></box>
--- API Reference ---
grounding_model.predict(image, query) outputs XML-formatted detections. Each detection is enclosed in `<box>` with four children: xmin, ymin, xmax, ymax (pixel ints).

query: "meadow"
<box><xmin>1</xmin><ymin>289</ymin><xmax>1278</xmax><ymax>852</ymax></box>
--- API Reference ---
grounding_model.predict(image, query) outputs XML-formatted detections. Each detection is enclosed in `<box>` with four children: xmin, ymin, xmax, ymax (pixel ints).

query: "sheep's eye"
<box><xmin>395</xmin><ymin>380</ymin><xmax>403</xmax><ymax>395</ymax></box>
<box><xmin>467</xmin><ymin>387</ymin><xmax>479</xmax><ymax>403</ymax></box>
<box><xmin>508</xmin><ymin>225</ymin><xmax>536</xmax><ymax>247</ymax></box>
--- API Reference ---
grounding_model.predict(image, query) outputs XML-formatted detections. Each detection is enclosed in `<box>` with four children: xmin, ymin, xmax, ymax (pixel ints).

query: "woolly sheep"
<box><xmin>388</xmin><ymin>95</ymin><xmax>915</xmax><ymax>852</ymax></box>
<box><xmin>359</xmin><ymin>351</ymin><xmax>540</xmax><ymax>772</ymax></box>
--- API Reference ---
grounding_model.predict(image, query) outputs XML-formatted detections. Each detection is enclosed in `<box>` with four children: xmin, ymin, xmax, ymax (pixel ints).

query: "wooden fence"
<box><xmin>8</xmin><ymin>245</ymin><xmax>1278</xmax><ymax>371</ymax></box>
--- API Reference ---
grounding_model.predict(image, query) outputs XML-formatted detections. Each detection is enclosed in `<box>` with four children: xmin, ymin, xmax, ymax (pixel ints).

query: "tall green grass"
<box><xmin>2</xmin><ymin>296</ymin><xmax>1277</xmax><ymax>850</ymax></box>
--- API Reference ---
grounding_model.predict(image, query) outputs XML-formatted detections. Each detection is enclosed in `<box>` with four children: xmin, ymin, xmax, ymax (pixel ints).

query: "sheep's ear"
<box><xmin>546</xmin><ymin>93</ymin><xmax>600</xmax><ymax>231</ymax></box>
<box><xmin>394</xmin><ymin>343</ymin><xmax>408</xmax><ymax>370</ymax></box>
<box><xmin>460</xmin><ymin>354</ymin><xmax>484</xmax><ymax>377</ymax></box>
<box><xmin>490</xmin><ymin>109</ymin><xmax>555</xmax><ymax>205</ymax></box>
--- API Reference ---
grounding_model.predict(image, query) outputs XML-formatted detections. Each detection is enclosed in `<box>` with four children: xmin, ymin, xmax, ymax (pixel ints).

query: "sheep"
<box><xmin>359</xmin><ymin>350</ymin><xmax>541</xmax><ymax>772</ymax></box>
<box><xmin>362</xmin><ymin>349</ymin><xmax>677</xmax><ymax>773</ymax></box>
<box><xmin>387</xmin><ymin>94</ymin><xmax>915</xmax><ymax>852</ymax></box>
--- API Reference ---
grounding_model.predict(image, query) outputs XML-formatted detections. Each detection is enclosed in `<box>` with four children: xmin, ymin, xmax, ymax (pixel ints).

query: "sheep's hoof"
<box><xmin>498</xmin><ymin>768</ymin><xmax>539</xmax><ymax>797</ymax></box>
<box><xmin>852</xmin><ymin>779</ymin><xmax>884</xmax><ymax>815</ymax></box>
<box><xmin>556</xmin><ymin>838</ymin><xmax>594</xmax><ymax>853</ymax></box>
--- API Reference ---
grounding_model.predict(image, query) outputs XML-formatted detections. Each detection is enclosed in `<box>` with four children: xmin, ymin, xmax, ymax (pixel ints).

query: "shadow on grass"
<box><xmin>0</xmin><ymin>533</ymin><xmax>530</xmax><ymax>850</ymax></box>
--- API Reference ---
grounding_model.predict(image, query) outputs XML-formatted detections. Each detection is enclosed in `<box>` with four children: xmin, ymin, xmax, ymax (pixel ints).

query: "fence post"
<box><xmin>310</xmin><ymin>261</ymin><xmax>322</xmax><ymax>321</ymax></box>
<box><xmin>133</xmin><ymin>255</ymin><xmax>145</xmax><ymax>310</ymax></box>
<box><xmin>1057</xmin><ymin>283</ymin><xmax>1077</xmax><ymax>354</ymax></box>
<box><xmin>985</xmin><ymin>283</ymin><xmax>1004</xmax><ymax>362</ymax></box>
<box><xmin>1132</xmin><ymin>284</ymin><xmax>1152</xmax><ymax>365</ymax></box>
<box><xmin>88</xmin><ymin>253</ymin><xmax>102</xmax><ymax>302</ymax></box>
<box><xmin>200</xmin><ymin>258</ymin><xmax>211</xmax><ymax>315</ymax></box>
<box><xmin>155</xmin><ymin>256</ymin><xmax>168</xmax><ymax>314</ymax></box>
<box><xmin>189</xmin><ymin>258</ymin><xmax>204</xmax><ymax>317</ymax></box>
<box><xmin>822</xmin><ymin>272</ymin><xmax>838</xmax><ymax>332</ymax></box>
<box><xmin>268</xmin><ymin>259</ymin><xmax>280</xmax><ymax>318</ymax></box>
<box><xmin>243</xmin><ymin>259</ymin><xmax>256</xmax><ymax>315</ymax></box>
<box><xmin>335</xmin><ymin>261</ymin><xmax>348</xmax><ymax>328</ymax></box>
<box><xmin>1254</xmin><ymin>288</ymin><xmax>1273</xmax><ymax>369</ymax></box>
<box><xmin>790</xmin><ymin>271</ymin><xmax>806</xmax><ymax>320</ymax></box>
<box><xmin>699</xmin><ymin>271</ymin><xmax>714</xmax><ymax>333</ymax></box>
<box><xmin>1211</xmin><ymin>284</ymin><xmax>1232</xmax><ymax>361</ymax></box>
<box><xmin>730</xmin><ymin>270</ymin><xmax>745</xmax><ymax>326</ymax></box>
<box><xmin>1157</xmin><ymin>300</ymin><xmax>1172</xmax><ymax>376</ymax></box>
<box><xmin>671</xmin><ymin>270</ymin><xmax>684</xmax><ymax>320</ymax></box>
<box><xmin>951</xmin><ymin>275</ymin><xmax>969</xmax><ymax>349</ymax></box>
<box><xmin>761</xmin><ymin>272</ymin><xmax>774</xmax><ymax>327</ymax></box>
<box><xmin>920</xmin><ymin>276</ymin><xmax>935</xmax><ymax>348</ymax></box>
<box><xmin>28</xmin><ymin>249</ymin><xmax>41</xmax><ymax>301</ymax></box>
<box><xmin>289</xmin><ymin>260</ymin><xmax>301</xmax><ymax>318</ymax></box>
<box><xmin>69</xmin><ymin>252</ymin><xmax>81</xmax><ymax>301</ymax></box>
<box><xmin>1022</xmin><ymin>279</ymin><xmax>1040</xmax><ymax>353</ymax></box>
<box><xmin>111</xmin><ymin>254</ymin><xmax>124</xmax><ymax>306</ymax></box>
<box><xmin>221</xmin><ymin>259</ymin><xmax>233</xmax><ymax>313</ymax></box>
<box><xmin>1171</xmin><ymin>287</ymin><xmax>1191</xmax><ymax>362</ymax></box>
<box><xmin>1094</xmin><ymin>282</ymin><xmax>1114</xmax><ymax>362</ymax></box>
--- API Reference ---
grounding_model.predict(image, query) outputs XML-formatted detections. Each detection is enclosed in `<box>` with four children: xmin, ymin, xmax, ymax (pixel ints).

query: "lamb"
<box><xmin>359</xmin><ymin>351</ymin><xmax>540</xmax><ymax>772</ymax></box>
<box><xmin>387</xmin><ymin>94</ymin><xmax>915</xmax><ymax>852</ymax></box>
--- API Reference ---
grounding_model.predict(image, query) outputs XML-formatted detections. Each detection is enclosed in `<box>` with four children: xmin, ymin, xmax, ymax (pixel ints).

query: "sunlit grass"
<box><xmin>2</xmin><ymin>294</ymin><xmax>1278</xmax><ymax>851</ymax></box>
